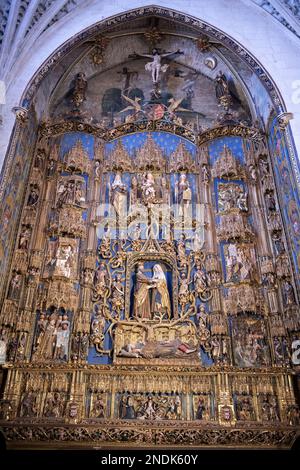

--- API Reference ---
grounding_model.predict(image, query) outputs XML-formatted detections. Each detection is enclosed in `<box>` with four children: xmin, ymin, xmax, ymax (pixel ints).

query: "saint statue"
<box><xmin>72</xmin><ymin>72</ymin><xmax>87</xmax><ymax>108</ymax></box>
<box><xmin>176</xmin><ymin>174</ymin><xmax>192</xmax><ymax>217</ymax></box>
<box><xmin>110</xmin><ymin>172</ymin><xmax>127</xmax><ymax>217</ymax></box>
<box><xmin>151</xmin><ymin>264</ymin><xmax>171</xmax><ymax>319</ymax></box>
<box><xmin>134</xmin><ymin>263</ymin><xmax>152</xmax><ymax>319</ymax></box>
<box><xmin>141</xmin><ymin>172</ymin><xmax>156</xmax><ymax>205</ymax></box>
<box><xmin>214</xmin><ymin>71</ymin><xmax>229</xmax><ymax>100</ymax></box>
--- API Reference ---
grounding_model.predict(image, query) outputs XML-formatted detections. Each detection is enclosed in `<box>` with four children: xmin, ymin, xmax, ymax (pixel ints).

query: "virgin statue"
<box><xmin>110</xmin><ymin>172</ymin><xmax>127</xmax><ymax>217</ymax></box>
<box><xmin>151</xmin><ymin>264</ymin><xmax>171</xmax><ymax>319</ymax></box>
<box><xmin>133</xmin><ymin>263</ymin><xmax>171</xmax><ymax>319</ymax></box>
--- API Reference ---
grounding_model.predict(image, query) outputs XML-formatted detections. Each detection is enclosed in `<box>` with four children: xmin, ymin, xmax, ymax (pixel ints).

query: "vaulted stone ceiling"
<box><xmin>0</xmin><ymin>0</ymin><xmax>300</xmax><ymax>85</ymax></box>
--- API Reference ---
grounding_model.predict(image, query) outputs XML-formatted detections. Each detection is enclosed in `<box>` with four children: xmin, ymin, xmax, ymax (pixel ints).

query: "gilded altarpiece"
<box><xmin>0</xmin><ymin>126</ymin><xmax>299</xmax><ymax>448</ymax></box>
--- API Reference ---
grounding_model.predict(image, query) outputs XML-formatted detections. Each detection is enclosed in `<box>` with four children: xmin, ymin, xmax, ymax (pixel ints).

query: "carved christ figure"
<box><xmin>130</xmin><ymin>48</ymin><xmax>183</xmax><ymax>84</ymax></box>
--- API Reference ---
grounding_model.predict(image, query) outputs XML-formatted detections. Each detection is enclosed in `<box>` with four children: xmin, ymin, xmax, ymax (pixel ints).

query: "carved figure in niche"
<box><xmin>98</xmin><ymin>229</ymin><xmax>111</xmax><ymax>259</ymax></box>
<box><xmin>34</xmin><ymin>149</ymin><xmax>45</xmax><ymax>170</ymax></box>
<box><xmin>282</xmin><ymin>280</ymin><xmax>295</xmax><ymax>306</ymax></box>
<box><xmin>18</xmin><ymin>225</ymin><xmax>31</xmax><ymax>250</ymax></box>
<box><xmin>90</xmin><ymin>312</ymin><xmax>106</xmax><ymax>351</ymax></box>
<box><xmin>178</xmin><ymin>272</ymin><xmax>190</xmax><ymax>298</ymax></box>
<box><xmin>130</xmin><ymin>223</ymin><xmax>142</xmax><ymax>242</ymax></box>
<box><xmin>80</xmin><ymin>333</ymin><xmax>90</xmax><ymax>360</ymax></box>
<box><xmin>56</xmin><ymin>179</ymin><xmax>85</xmax><ymax>208</ymax></box>
<box><xmin>130</xmin><ymin>48</ymin><xmax>183</xmax><ymax>84</ymax></box>
<box><xmin>202</xmin><ymin>164</ymin><xmax>210</xmax><ymax>184</ymax></box>
<box><xmin>276</xmin><ymin>254</ymin><xmax>291</xmax><ymax>278</ymax></box>
<box><xmin>134</xmin><ymin>263</ymin><xmax>171</xmax><ymax>320</ymax></box>
<box><xmin>273</xmin><ymin>336</ymin><xmax>290</xmax><ymax>365</ymax></box>
<box><xmin>32</xmin><ymin>312</ymin><xmax>57</xmax><ymax>361</ymax></box>
<box><xmin>176</xmin><ymin>174</ymin><xmax>192</xmax><ymax>217</ymax></box>
<box><xmin>111</xmin><ymin>274</ymin><xmax>124</xmax><ymax>318</ymax></box>
<box><xmin>214</xmin><ymin>71</ymin><xmax>229</xmax><ymax>100</ymax></box>
<box><xmin>71</xmin><ymin>332</ymin><xmax>89</xmax><ymax>361</ymax></box>
<box><xmin>55</xmin><ymin>244</ymin><xmax>76</xmax><ymax>278</ymax></box>
<box><xmin>236</xmin><ymin>189</ymin><xmax>248</xmax><ymax>212</ymax></box>
<box><xmin>236</xmin><ymin>397</ymin><xmax>254</xmax><ymax>421</ymax></box>
<box><xmin>207</xmin><ymin>271</ymin><xmax>221</xmax><ymax>288</ymax></box>
<box><xmin>196</xmin><ymin>308</ymin><xmax>211</xmax><ymax>346</ymax></box>
<box><xmin>272</xmin><ymin>232</ymin><xmax>285</xmax><ymax>256</ymax></box>
<box><xmin>47</xmin><ymin>159</ymin><xmax>56</xmax><ymax>177</ymax></box>
<box><xmin>91</xmin><ymin>394</ymin><xmax>105</xmax><ymax>418</ymax></box>
<box><xmin>232</xmin><ymin>316</ymin><xmax>269</xmax><ymax>367</ymax></box>
<box><xmin>218</xmin><ymin>184</ymin><xmax>247</xmax><ymax>213</ymax></box>
<box><xmin>111</xmin><ymin>248</ymin><xmax>127</xmax><ymax>270</ymax></box>
<box><xmin>54</xmin><ymin>316</ymin><xmax>70</xmax><ymax>360</ymax></box>
<box><xmin>119</xmin><ymin>395</ymin><xmax>136</xmax><ymax>419</ymax></box>
<box><xmin>224</xmin><ymin>244</ymin><xmax>253</xmax><ymax>283</ymax></box>
<box><xmin>110</xmin><ymin>172</ymin><xmax>127</xmax><ymax>217</ymax></box>
<box><xmin>27</xmin><ymin>185</ymin><xmax>39</xmax><ymax>206</ymax></box>
<box><xmin>134</xmin><ymin>263</ymin><xmax>152</xmax><ymax>320</ymax></box>
<box><xmin>141</xmin><ymin>172</ymin><xmax>156</xmax><ymax>205</ymax></box>
<box><xmin>142</xmin><ymin>395</ymin><xmax>157</xmax><ymax>420</ymax></box>
<box><xmin>151</xmin><ymin>264</ymin><xmax>171</xmax><ymax>319</ymax></box>
<box><xmin>165</xmin><ymin>396</ymin><xmax>182</xmax><ymax>420</ymax></box>
<box><xmin>259</xmin><ymin>158</ymin><xmax>270</xmax><ymax>178</ymax></box>
<box><xmin>56</xmin><ymin>180</ymin><xmax>73</xmax><ymax>207</ymax></box>
<box><xmin>195</xmin><ymin>397</ymin><xmax>206</xmax><ymax>420</ymax></box>
<box><xmin>72</xmin><ymin>72</ymin><xmax>87</xmax><ymax>108</ymax></box>
<box><xmin>81</xmin><ymin>268</ymin><xmax>94</xmax><ymax>285</ymax></box>
<box><xmin>194</xmin><ymin>266</ymin><xmax>209</xmax><ymax>297</ymax></box>
<box><xmin>177</xmin><ymin>235</ymin><xmax>188</xmax><ymax>271</ymax></box>
<box><xmin>16</xmin><ymin>332</ymin><xmax>26</xmax><ymax>361</ymax></box>
<box><xmin>94</xmin><ymin>262</ymin><xmax>109</xmax><ymax>301</ymax></box>
<box><xmin>261</xmin><ymin>396</ymin><xmax>279</xmax><ymax>421</ymax></box>
<box><xmin>130</xmin><ymin>176</ymin><xmax>138</xmax><ymax>205</ymax></box>
<box><xmin>197</xmin><ymin>305</ymin><xmax>209</xmax><ymax>328</ymax></box>
<box><xmin>8</xmin><ymin>271</ymin><xmax>22</xmax><ymax>300</ymax></box>
<box><xmin>20</xmin><ymin>392</ymin><xmax>37</xmax><ymax>417</ymax></box>
<box><xmin>75</xmin><ymin>181</ymin><xmax>86</xmax><ymax>205</ymax></box>
<box><xmin>289</xmin><ymin>201</ymin><xmax>300</xmax><ymax>238</ymax></box>
<box><xmin>287</xmin><ymin>405</ymin><xmax>300</xmax><ymax>426</ymax></box>
<box><xmin>44</xmin><ymin>392</ymin><xmax>64</xmax><ymax>418</ymax></box>
<box><xmin>265</xmin><ymin>191</ymin><xmax>276</xmax><ymax>212</ymax></box>
<box><xmin>119</xmin><ymin>338</ymin><xmax>196</xmax><ymax>359</ymax></box>
<box><xmin>0</xmin><ymin>328</ymin><xmax>8</xmax><ymax>364</ymax></box>
<box><xmin>119</xmin><ymin>94</ymin><xmax>144</xmax><ymax>121</ymax></box>
<box><xmin>95</xmin><ymin>160</ymin><xmax>101</xmax><ymax>179</ymax></box>
<box><xmin>161</xmin><ymin>176</ymin><xmax>169</xmax><ymax>204</ymax></box>
<box><xmin>210</xmin><ymin>336</ymin><xmax>221</xmax><ymax>362</ymax></box>
<box><xmin>262</xmin><ymin>271</ymin><xmax>276</xmax><ymax>288</ymax></box>
<box><xmin>248</xmin><ymin>164</ymin><xmax>257</xmax><ymax>182</ymax></box>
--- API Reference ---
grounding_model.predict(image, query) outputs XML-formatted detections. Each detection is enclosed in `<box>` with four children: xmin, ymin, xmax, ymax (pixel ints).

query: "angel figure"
<box><xmin>130</xmin><ymin>48</ymin><xmax>183</xmax><ymax>84</ymax></box>
<box><xmin>166</xmin><ymin>97</ymin><xmax>188</xmax><ymax>121</ymax></box>
<box><xmin>119</xmin><ymin>94</ymin><xmax>144</xmax><ymax>120</ymax></box>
